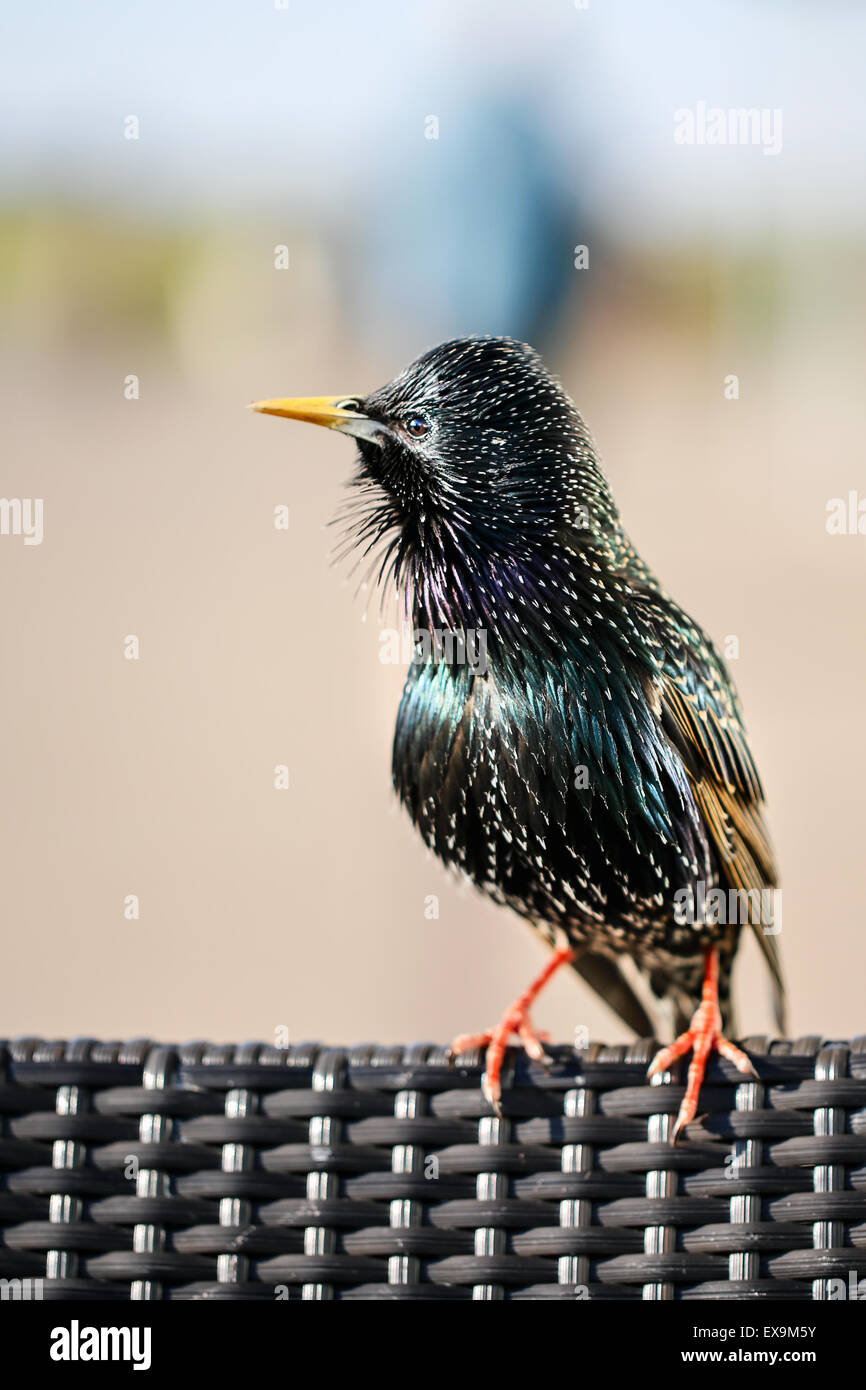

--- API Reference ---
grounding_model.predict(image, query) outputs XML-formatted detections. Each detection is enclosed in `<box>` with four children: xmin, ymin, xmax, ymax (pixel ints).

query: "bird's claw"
<box><xmin>648</xmin><ymin>1000</ymin><xmax>755</xmax><ymax>1143</ymax></box>
<box><xmin>449</xmin><ymin>948</ymin><xmax>575</xmax><ymax>1115</ymax></box>
<box><xmin>451</xmin><ymin>1012</ymin><xmax>551</xmax><ymax>1115</ymax></box>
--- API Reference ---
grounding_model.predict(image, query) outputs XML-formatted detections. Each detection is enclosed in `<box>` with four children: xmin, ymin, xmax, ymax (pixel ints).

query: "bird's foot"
<box><xmin>447</xmin><ymin>945</ymin><xmax>576</xmax><ymax>1115</ymax></box>
<box><xmin>647</xmin><ymin>947</ymin><xmax>757</xmax><ymax>1142</ymax></box>
<box><xmin>449</xmin><ymin>1012</ymin><xmax>551</xmax><ymax>1114</ymax></box>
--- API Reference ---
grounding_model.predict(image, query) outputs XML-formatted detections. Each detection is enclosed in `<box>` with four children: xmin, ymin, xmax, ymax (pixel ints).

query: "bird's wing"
<box><xmin>642</xmin><ymin>599</ymin><xmax>786</xmax><ymax>1029</ymax></box>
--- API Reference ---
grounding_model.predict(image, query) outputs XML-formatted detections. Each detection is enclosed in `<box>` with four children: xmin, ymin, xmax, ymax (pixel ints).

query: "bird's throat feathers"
<box><xmin>345</xmin><ymin>447</ymin><xmax>643</xmax><ymax>675</ymax></box>
<box><xmin>353</xmin><ymin>484</ymin><xmax>633</xmax><ymax>649</ymax></box>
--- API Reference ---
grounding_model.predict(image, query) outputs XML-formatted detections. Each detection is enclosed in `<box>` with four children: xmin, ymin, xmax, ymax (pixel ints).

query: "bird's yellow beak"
<box><xmin>248</xmin><ymin>393</ymin><xmax>393</xmax><ymax>445</ymax></box>
<box><xmin>248</xmin><ymin>395</ymin><xmax>362</xmax><ymax>428</ymax></box>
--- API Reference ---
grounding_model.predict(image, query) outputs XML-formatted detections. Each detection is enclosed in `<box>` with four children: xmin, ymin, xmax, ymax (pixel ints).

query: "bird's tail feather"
<box><xmin>571</xmin><ymin>950</ymin><xmax>656</xmax><ymax>1038</ymax></box>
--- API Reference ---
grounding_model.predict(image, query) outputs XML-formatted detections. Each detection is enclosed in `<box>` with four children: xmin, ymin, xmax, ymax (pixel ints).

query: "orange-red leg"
<box><xmin>449</xmin><ymin>946</ymin><xmax>576</xmax><ymax>1114</ymax></box>
<box><xmin>647</xmin><ymin>946</ymin><xmax>757</xmax><ymax>1142</ymax></box>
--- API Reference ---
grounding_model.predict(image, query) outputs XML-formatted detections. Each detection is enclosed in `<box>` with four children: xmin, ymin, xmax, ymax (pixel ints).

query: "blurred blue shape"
<box><xmin>349</xmin><ymin>96</ymin><xmax>581</xmax><ymax>355</ymax></box>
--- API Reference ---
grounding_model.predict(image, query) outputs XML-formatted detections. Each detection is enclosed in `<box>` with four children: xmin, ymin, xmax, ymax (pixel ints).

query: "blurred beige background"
<box><xmin>2</xmin><ymin>2</ymin><xmax>865</xmax><ymax>1047</ymax></box>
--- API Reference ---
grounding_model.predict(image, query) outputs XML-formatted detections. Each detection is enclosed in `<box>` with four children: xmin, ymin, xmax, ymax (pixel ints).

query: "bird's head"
<box><xmin>251</xmin><ymin>336</ymin><xmax>620</xmax><ymax>632</ymax></box>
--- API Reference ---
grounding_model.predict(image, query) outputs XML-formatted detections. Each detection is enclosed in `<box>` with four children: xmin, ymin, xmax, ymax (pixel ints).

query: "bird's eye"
<box><xmin>403</xmin><ymin>415</ymin><xmax>429</xmax><ymax>439</ymax></box>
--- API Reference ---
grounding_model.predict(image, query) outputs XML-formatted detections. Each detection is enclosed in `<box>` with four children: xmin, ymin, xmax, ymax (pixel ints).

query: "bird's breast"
<box><xmin>391</xmin><ymin>650</ymin><xmax>713</xmax><ymax>946</ymax></box>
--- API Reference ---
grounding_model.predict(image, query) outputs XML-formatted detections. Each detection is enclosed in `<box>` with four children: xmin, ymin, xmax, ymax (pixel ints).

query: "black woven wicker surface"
<box><xmin>3</xmin><ymin>1035</ymin><xmax>866</xmax><ymax>1301</ymax></box>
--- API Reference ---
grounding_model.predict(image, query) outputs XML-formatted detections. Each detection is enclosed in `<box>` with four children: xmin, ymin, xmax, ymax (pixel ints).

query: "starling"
<box><xmin>251</xmin><ymin>336</ymin><xmax>784</xmax><ymax>1140</ymax></box>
